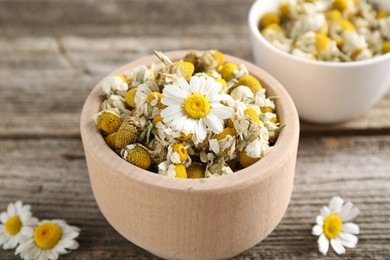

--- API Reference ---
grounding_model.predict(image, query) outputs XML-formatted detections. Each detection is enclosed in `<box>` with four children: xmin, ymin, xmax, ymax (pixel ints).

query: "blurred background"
<box><xmin>1</xmin><ymin>0</ymin><xmax>390</xmax><ymax>259</ymax></box>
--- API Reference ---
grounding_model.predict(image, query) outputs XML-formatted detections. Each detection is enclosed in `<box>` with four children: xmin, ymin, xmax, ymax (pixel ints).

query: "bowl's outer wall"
<box><xmin>80</xmin><ymin>51</ymin><xmax>300</xmax><ymax>260</ymax></box>
<box><xmin>249</xmin><ymin>0</ymin><xmax>390</xmax><ymax>124</ymax></box>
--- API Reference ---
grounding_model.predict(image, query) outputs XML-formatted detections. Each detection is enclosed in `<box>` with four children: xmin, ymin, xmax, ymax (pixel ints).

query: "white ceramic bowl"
<box><xmin>81</xmin><ymin>51</ymin><xmax>300</xmax><ymax>259</ymax></box>
<box><xmin>249</xmin><ymin>0</ymin><xmax>390</xmax><ymax>124</ymax></box>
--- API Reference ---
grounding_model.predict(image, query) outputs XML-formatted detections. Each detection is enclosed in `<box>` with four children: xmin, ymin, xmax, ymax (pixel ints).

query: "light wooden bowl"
<box><xmin>80</xmin><ymin>51</ymin><xmax>300</xmax><ymax>260</ymax></box>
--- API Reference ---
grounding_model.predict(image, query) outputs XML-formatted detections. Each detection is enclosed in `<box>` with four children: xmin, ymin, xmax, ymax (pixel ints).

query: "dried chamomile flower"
<box><xmin>125</xmin><ymin>88</ymin><xmax>137</xmax><ymax>109</ymax></box>
<box><xmin>184</xmin><ymin>50</ymin><xmax>224</xmax><ymax>72</ymax></box>
<box><xmin>206</xmin><ymin>157</ymin><xmax>233</xmax><ymax>177</ymax></box>
<box><xmin>102</xmin><ymin>75</ymin><xmax>129</xmax><ymax>96</ymax></box>
<box><xmin>94</xmin><ymin>110</ymin><xmax>122</xmax><ymax>134</ymax></box>
<box><xmin>147</xmin><ymin>139</ymin><xmax>167</xmax><ymax>164</ymax></box>
<box><xmin>238</xmin><ymin>75</ymin><xmax>262</xmax><ymax>94</ymax></box>
<box><xmin>259</xmin><ymin>12</ymin><xmax>280</xmax><ymax>29</ymax></box>
<box><xmin>382</xmin><ymin>41</ymin><xmax>390</xmax><ymax>54</ymax></box>
<box><xmin>122</xmin><ymin>144</ymin><xmax>152</xmax><ymax>170</ymax></box>
<box><xmin>209</xmin><ymin>127</ymin><xmax>237</xmax><ymax>160</ymax></box>
<box><xmin>104</xmin><ymin>132</ymin><xmax>117</xmax><ymax>149</ymax></box>
<box><xmin>186</xmin><ymin>164</ymin><xmax>206</xmax><ymax>179</ymax></box>
<box><xmin>220</xmin><ymin>63</ymin><xmax>238</xmax><ymax>81</ymax></box>
<box><xmin>169</xmin><ymin>143</ymin><xmax>189</xmax><ymax>164</ymax></box>
<box><xmin>173</xmin><ymin>164</ymin><xmax>187</xmax><ymax>178</ymax></box>
<box><xmin>238</xmin><ymin>151</ymin><xmax>260</xmax><ymax>168</ymax></box>
<box><xmin>115</xmin><ymin>116</ymin><xmax>143</xmax><ymax>148</ymax></box>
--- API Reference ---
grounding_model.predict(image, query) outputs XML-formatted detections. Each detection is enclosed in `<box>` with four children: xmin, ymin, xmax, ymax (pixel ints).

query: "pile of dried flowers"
<box><xmin>259</xmin><ymin>0</ymin><xmax>390</xmax><ymax>62</ymax></box>
<box><xmin>94</xmin><ymin>50</ymin><xmax>283</xmax><ymax>178</ymax></box>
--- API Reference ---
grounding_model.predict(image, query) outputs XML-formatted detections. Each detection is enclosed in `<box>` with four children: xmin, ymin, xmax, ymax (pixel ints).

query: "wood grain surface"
<box><xmin>0</xmin><ymin>0</ymin><xmax>389</xmax><ymax>259</ymax></box>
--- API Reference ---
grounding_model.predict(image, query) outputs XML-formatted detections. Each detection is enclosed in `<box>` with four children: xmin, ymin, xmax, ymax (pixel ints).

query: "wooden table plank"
<box><xmin>0</xmin><ymin>0</ymin><xmax>252</xmax><ymax>37</ymax></box>
<box><xmin>1</xmin><ymin>36</ymin><xmax>390</xmax><ymax>137</ymax></box>
<box><xmin>0</xmin><ymin>135</ymin><xmax>389</xmax><ymax>258</ymax></box>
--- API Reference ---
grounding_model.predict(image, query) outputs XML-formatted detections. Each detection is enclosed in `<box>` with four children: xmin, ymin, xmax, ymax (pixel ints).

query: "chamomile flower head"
<box><xmin>312</xmin><ymin>196</ymin><xmax>360</xmax><ymax>255</ymax></box>
<box><xmin>161</xmin><ymin>76</ymin><xmax>234</xmax><ymax>143</ymax></box>
<box><xmin>0</xmin><ymin>201</ymin><xmax>38</xmax><ymax>250</ymax></box>
<box><xmin>15</xmin><ymin>219</ymin><xmax>80</xmax><ymax>260</ymax></box>
<box><xmin>102</xmin><ymin>75</ymin><xmax>129</xmax><ymax>96</ymax></box>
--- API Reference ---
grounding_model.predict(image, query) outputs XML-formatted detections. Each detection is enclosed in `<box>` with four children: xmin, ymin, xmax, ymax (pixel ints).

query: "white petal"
<box><xmin>316</xmin><ymin>215</ymin><xmax>324</xmax><ymax>226</ymax></box>
<box><xmin>203</xmin><ymin>78</ymin><xmax>220</xmax><ymax>97</ymax></box>
<box><xmin>7</xmin><ymin>203</ymin><xmax>16</xmax><ymax>216</ymax></box>
<box><xmin>15</xmin><ymin>201</ymin><xmax>23</xmax><ymax>213</ymax></box>
<box><xmin>205</xmin><ymin>82</ymin><xmax>221</xmax><ymax>99</ymax></box>
<box><xmin>60</xmin><ymin>239</ymin><xmax>79</xmax><ymax>250</ymax></box>
<box><xmin>15</xmin><ymin>239</ymin><xmax>34</xmax><ymax>255</ymax></box>
<box><xmin>196</xmin><ymin>119</ymin><xmax>207</xmax><ymax>142</ymax></box>
<box><xmin>163</xmin><ymin>85</ymin><xmax>188</xmax><ymax>100</ymax></box>
<box><xmin>39</xmin><ymin>250</ymin><xmax>48</xmax><ymax>260</ymax></box>
<box><xmin>24</xmin><ymin>217</ymin><xmax>39</xmax><ymax>227</ymax></box>
<box><xmin>339</xmin><ymin>202</ymin><xmax>354</xmax><ymax>220</ymax></box>
<box><xmin>161</xmin><ymin>105</ymin><xmax>183</xmax><ymax>122</ymax></box>
<box><xmin>182</xmin><ymin>119</ymin><xmax>196</xmax><ymax>135</ymax></box>
<box><xmin>339</xmin><ymin>232</ymin><xmax>358</xmax><ymax>245</ymax></box>
<box><xmin>0</xmin><ymin>212</ymin><xmax>8</xmax><ymax>223</ymax></box>
<box><xmin>321</xmin><ymin>206</ymin><xmax>330</xmax><ymax>218</ymax></box>
<box><xmin>342</xmin><ymin>207</ymin><xmax>360</xmax><ymax>222</ymax></box>
<box><xmin>330</xmin><ymin>238</ymin><xmax>346</xmax><ymax>255</ymax></box>
<box><xmin>197</xmin><ymin>76</ymin><xmax>207</xmax><ymax>94</ymax></box>
<box><xmin>209</xmin><ymin>139</ymin><xmax>220</xmax><ymax>154</ymax></box>
<box><xmin>211</xmin><ymin>94</ymin><xmax>234</xmax><ymax>102</ymax></box>
<box><xmin>329</xmin><ymin>196</ymin><xmax>344</xmax><ymax>213</ymax></box>
<box><xmin>3</xmin><ymin>235</ymin><xmax>18</xmax><ymax>249</ymax></box>
<box><xmin>318</xmin><ymin>234</ymin><xmax>329</xmax><ymax>255</ymax></box>
<box><xmin>173</xmin><ymin>117</ymin><xmax>187</xmax><ymax>132</ymax></box>
<box><xmin>190</xmin><ymin>76</ymin><xmax>200</xmax><ymax>93</ymax></box>
<box><xmin>20</xmin><ymin>226</ymin><xmax>33</xmax><ymax>237</ymax></box>
<box><xmin>53</xmin><ymin>245</ymin><xmax>68</xmax><ymax>255</ymax></box>
<box><xmin>0</xmin><ymin>234</ymin><xmax>7</xmax><ymax>245</ymax></box>
<box><xmin>211</xmin><ymin>106</ymin><xmax>234</xmax><ymax>119</ymax></box>
<box><xmin>46</xmin><ymin>249</ymin><xmax>58</xmax><ymax>260</ymax></box>
<box><xmin>177</xmin><ymin>78</ymin><xmax>191</xmax><ymax>94</ymax></box>
<box><xmin>312</xmin><ymin>225</ymin><xmax>323</xmax><ymax>236</ymax></box>
<box><xmin>342</xmin><ymin>223</ymin><xmax>360</xmax><ymax>235</ymax></box>
<box><xmin>205</xmin><ymin>114</ymin><xmax>223</xmax><ymax>134</ymax></box>
<box><xmin>162</xmin><ymin>96</ymin><xmax>183</xmax><ymax>106</ymax></box>
<box><xmin>339</xmin><ymin>237</ymin><xmax>357</xmax><ymax>249</ymax></box>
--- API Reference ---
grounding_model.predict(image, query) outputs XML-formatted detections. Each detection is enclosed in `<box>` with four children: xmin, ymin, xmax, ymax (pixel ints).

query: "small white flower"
<box><xmin>230</xmin><ymin>86</ymin><xmax>254</xmax><ymax>103</ymax></box>
<box><xmin>0</xmin><ymin>201</ymin><xmax>38</xmax><ymax>250</ymax></box>
<box><xmin>102</xmin><ymin>75</ymin><xmax>128</xmax><ymax>96</ymax></box>
<box><xmin>312</xmin><ymin>196</ymin><xmax>360</xmax><ymax>255</ymax></box>
<box><xmin>161</xmin><ymin>76</ymin><xmax>234</xmax><ymax>142</ymax></box>
<box><xmin>15</xmin><ymin>219</ymin><xmax>80</xmax><ymax>260</ymax></box>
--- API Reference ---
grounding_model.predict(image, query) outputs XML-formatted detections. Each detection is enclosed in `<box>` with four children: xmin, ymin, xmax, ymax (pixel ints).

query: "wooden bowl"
<box><xmin>80</xmin><ymin>51</ymin><xmax>300</xmax><ymax>260</ymax></box>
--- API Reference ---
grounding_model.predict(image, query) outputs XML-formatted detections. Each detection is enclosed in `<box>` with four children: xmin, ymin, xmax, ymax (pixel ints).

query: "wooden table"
<box><xmin>1</xmin><ymin>0</ymin><xmax>389</xmax><ymax>259</ymax></box>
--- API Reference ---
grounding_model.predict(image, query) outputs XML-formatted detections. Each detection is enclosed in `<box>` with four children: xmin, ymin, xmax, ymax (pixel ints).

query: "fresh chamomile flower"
<box><xmin>15</xmin><ymin>219</ymin><xmax>80</xmax><ymax>260</ymax></box>
<box><xmin>161</xmin><ymin>76</ymin><xmax>234</xmax><ymax>143</ymax></box>
<box><xmin>0</xmin><ymin>201</ymin><xmax>38</xmax><ymax>250</ymax></box>
<box><xmin>312</xmin><ymin>196</ymin><xmax>360</xmax><ymax>255</ymax></box>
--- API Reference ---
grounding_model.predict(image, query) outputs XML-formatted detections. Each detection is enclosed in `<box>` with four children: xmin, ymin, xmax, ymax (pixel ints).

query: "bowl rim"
<box><xmin>80</xmin><ymin>50</ymin><xmax>300</xmax><ymax>193</ymax></box>
<box><xmin>248</xmin><ymin>0</ymin><xmax>390</xmax><ymax>68</ymax></box>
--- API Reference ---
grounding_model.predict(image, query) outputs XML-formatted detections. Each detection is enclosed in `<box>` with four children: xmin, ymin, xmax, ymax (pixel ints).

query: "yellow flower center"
<box><xmin>127</xmin><ymin>145</ymin><xmax>152</xmax><ymax>170</ymax></box>
<box><xmin>172</xmin><ymin>143</ymin><xmax>188</xmax><ymax>162</ymax></box>
<box><xmin>174</xmin><ymin>164</ymin><xmax>187</xmax><ymax>178</ymax></box>
<box><xmin>187</xmin><ymin>164</ymin><xmax>205</xmax><ymax>179</ymax></box>
<box><xmin>34</xmin><ymin>222</ymin><xmax>63</xmax><ymax>250</ymax></box>
<box><xmin>5</xmin><ymin>216</ymin><xmax>22</xmax><ymax>235</ymax></box>
<box><xmin>323</xmin><ymin>214</ymin><xmax>343</xmax><ymax>239</ymax></box>
<box><xmin>183</xmin><ymin>94</ymin><xmax>210</xmax><ymax>119</ymax></box>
